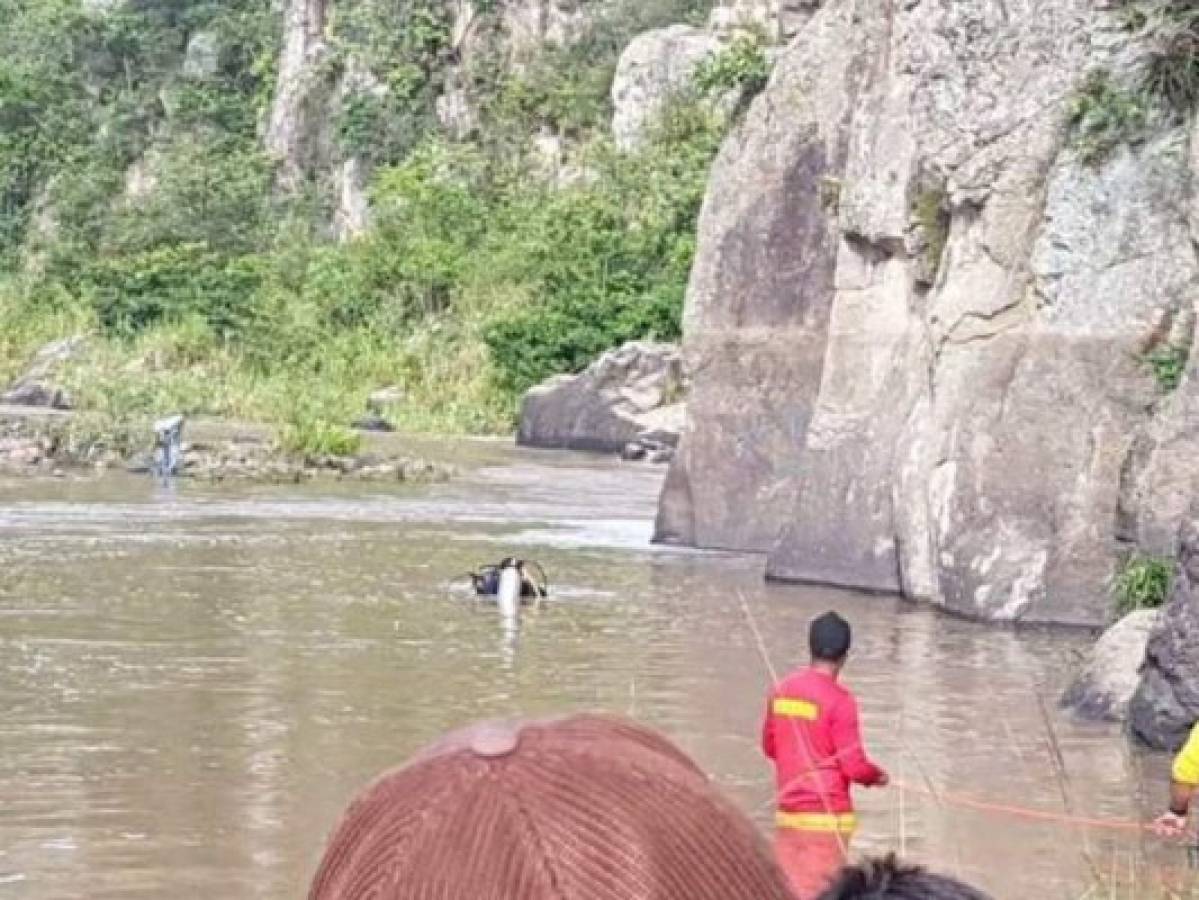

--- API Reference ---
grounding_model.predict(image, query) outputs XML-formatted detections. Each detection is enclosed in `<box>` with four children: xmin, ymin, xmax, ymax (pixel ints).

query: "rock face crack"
<box><xmin>939</xmin><ymin>294</ymin><xmax>1030</xmax><ymax>348</ymax></box>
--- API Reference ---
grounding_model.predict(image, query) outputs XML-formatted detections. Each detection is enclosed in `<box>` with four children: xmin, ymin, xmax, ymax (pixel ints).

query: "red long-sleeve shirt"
<box><xmin>762</xmin><ymin>668</ymin><xmax>884</xmax><ymax>814</ymax></box>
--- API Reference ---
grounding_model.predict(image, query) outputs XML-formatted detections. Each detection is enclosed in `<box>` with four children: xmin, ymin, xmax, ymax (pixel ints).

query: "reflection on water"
<box><xmin>0</xmin><ymin>441</ymin><xmax>1185</xmax><ymax>898</ymax></box>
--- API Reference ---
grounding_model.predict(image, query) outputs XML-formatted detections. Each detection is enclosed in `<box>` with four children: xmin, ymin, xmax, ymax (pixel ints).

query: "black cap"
<box><xmin>809</xmin><ymin>611</ymin><xmax>852</xmax><ymax>661</ymax></box>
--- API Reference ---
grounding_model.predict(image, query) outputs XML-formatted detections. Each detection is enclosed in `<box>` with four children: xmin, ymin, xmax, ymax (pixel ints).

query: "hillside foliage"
<box><xmin>0</xmin><ymin>0</ymin><xmax>725</xmax><ymax>445</ymax></box>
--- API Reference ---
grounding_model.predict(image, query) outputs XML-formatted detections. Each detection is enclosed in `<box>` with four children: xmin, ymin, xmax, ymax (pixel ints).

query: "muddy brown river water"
<box><xmin>0</xmin><ymin>440</ymin><xmax>1189</xmax><ymax>898</ymax></box>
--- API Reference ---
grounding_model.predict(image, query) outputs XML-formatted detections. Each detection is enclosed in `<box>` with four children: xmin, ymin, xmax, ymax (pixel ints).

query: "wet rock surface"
<box><xmin>1130</xmin><ymin>521</ymin><xmax>1199</xmax><ymax>750</ymax></box>
<box><xmin>1062</xmin><ymin>610</ymin><xmax>1159</xmax><ymax>722</ymax></box>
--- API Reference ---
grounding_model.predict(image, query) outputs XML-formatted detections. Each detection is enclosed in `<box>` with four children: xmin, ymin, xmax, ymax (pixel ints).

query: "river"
<box><xmin>0</xmin><ymin>440</ymin><xmax>1186</xmax><ymax>898</ymax></box>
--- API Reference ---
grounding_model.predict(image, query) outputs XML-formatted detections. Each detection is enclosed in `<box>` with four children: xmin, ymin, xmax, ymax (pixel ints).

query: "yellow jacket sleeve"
<box><xmin>1173</xmin><ymin>723</ymin><xmax>1199</xmax><ymax>785</ymax></box>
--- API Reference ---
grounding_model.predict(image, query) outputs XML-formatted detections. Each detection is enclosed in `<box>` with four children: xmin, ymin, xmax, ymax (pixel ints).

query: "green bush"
<box><xmin>694</xmin><ymin>33</ymin><xmax>770</xmax><ymax>99</ymax></box>
<box><xmin>332</xmin><ymin>0</ymin><xmax>453</xmax><ymax>165</ymax></box>
<box><xmin>278</xmin><ymin>414</ymin><xmax>363</xmax><ymax>458</ymax></box>
<box><xmin>1144</xmin><ymin>343</ymin><xmax>1190</xmax><ymax>392</ymax></box>
<box><xmin>1113</xmin><ymin>553</ymin><xmax>1175</xmax><ymax>617</ymax></box>
<box><xmin>84</xmin><ymin>243</ymin><xmax>264</xmax><ymax>335</ymax></box>
<box><xmin>481</xmin><ymin>103</ymin><xmax>724</xmax><ymax>393</ymax></box>
<box><xmin>1066</xmin><ymin>70</ymin><xmax>1149</xmax><ymax>165</ymax></box>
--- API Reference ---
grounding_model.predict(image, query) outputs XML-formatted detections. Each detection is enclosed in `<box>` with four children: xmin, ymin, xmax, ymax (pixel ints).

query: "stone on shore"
<box><xmin>1061</xmin><ymin>610</ymin><xmax>1159</xmax><ymax>722</ymax></box>
<box><xmin>1</xmin><ymin>336</ymin><xmax>85</xmax><ymax>411</ymax></box>
<box><xmin>518</xmin><ymin>342</ymin><xmax>685</xmax><ymax>454</ymax></box>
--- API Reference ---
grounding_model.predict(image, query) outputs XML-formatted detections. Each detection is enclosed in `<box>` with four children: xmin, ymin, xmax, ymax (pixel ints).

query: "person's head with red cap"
<box><xmin>309</xmin><ymin>713</ymin><xmax>794</xmax><ymax>899</ymax></box>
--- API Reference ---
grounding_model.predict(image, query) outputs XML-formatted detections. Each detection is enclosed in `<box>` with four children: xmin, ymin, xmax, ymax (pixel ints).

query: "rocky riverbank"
<box><xmin>0</xmin><ymin>412</ymin><xmax>454</xmax><ymax>485</ymax></box>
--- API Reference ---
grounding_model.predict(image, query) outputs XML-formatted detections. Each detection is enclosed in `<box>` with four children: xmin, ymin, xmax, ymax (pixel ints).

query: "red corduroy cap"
<box><xmin>309</xmin><ymin>713</ymin><xmax>793</xmax><ymax>900</ymax></box>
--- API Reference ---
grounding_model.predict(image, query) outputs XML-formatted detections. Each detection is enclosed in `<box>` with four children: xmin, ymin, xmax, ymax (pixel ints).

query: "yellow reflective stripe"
<box><xmin>776</xmin><ymin>812</ymin><xmax>857</xmax><ymax>833</ymax></box>
<box><xmin>772</xmin><ymin>697</ymin><xmax>819</xmax><ymax>720</ymax></box>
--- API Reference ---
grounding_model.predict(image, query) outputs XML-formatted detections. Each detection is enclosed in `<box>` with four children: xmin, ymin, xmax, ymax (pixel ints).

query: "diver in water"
<box><xmin>469</xmin><ymin>558</ymin><xmax>548</xmax><ymax>603</ymax></box>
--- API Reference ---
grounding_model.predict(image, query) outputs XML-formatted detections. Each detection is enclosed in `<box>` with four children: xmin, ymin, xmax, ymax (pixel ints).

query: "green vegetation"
<box><xmin>1066</xmin><ymin>70</ymin><xmax>1148</xmax><ymax>165</ymax></box>
<box><xmin>1144</xmin><ymin>343</ymin><xmax>1190</xmax><ymax>392</ymax></box>
<box><xmin>1068</xmin><ymin>4</ymin><xmax>1199</xmax><ymax>165</ymax></box>
<box><xmin>1122</xmin><ymin>0</ymin><xmax>1199</xmax><ymax>112</ymax></box>
<box><xmin>279</xmin><ymin>409</ymin><xmax>363</xmax><ymax>458</ymax></box>
<box><xmin>1112</xmin><ymin>553</ymin><xmax>1175</xmax><ymax>617</ymax></box>
<box><xmin>913</xmin><ymin>185</ymin><xmax>949</xmax><ymax>279</ymax></box>
<box><xmin>694</xmin><ymin>32</ymin><xmax>770</xmax><ymax>99</ymax></box>
<box><xmin>331</xmin><ymin>0</ymin><xmax>455</xmax><ymax>164</ymax></box>
<box><xmin>0</xmin><ymin>0</ymin><xmax>731</xmax><ymax>455</ymax></box>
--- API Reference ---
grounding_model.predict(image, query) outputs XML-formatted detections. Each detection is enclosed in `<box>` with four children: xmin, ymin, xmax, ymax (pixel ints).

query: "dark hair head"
<box><xmin>817</xmin><ymin>855</ymin><xmax>992</xmax><ymax>899</ymax></box>
<box><xmin>809</xmin><ymin>611</ymin><xmax>852</xmax><ymax>662</ymax></box>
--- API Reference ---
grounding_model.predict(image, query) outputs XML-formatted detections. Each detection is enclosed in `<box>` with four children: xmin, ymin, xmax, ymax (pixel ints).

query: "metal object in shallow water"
<box><xmin>498</xmin><ymin>563</ymin><xmax>522</xmax><ymax>620</ymax></box>
<box><xmin>152</xmin><ymin>415</ymin><xmax>185</xmax><ymax>481</ymax></box>
<box><xmin>462</xmin><ymin>559</ymin><xmax>549</xmax><ymax>606</ymax></box>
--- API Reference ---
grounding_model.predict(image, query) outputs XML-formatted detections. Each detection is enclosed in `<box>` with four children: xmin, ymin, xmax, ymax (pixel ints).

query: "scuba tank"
<box><xmin>497</xmin><ymin>559</ymin><xmax>523</xmax><ymax>620</ymax></box>
<box><xmin>464</xmin><ymin>559</ymin><xmax>548</xmax><ymax>606</ymax></box>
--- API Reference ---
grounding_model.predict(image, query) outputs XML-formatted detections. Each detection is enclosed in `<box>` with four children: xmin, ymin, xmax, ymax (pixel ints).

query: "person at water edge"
<box><xmin>1152</xmin><ymin>718</ymin><xmax>1199</xmax><ymax>837</ymax></box>
<box><xmin>763</xmin><ymin>610</ymin><xmax>890</xmax><ymax>900</ymax></box>
<box><xmin>309</xmin><ymin>713</ymin><xmax>795</xmax><ymax>899</ymax></box>
<box><xmin>816</xmin><ymin>854</ymin><xmax>993</xmax><ymax>899</ymax></box>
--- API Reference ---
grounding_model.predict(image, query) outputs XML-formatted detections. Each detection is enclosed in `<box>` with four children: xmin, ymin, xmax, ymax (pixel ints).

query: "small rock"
<box><xmin>1</xmin><ymin>335</ymin><xmax>84</xmax><ymax>410</ymax></box>
<box><xmin>1062</xmin><ymin>609</ymin><xmax>1159</xmax><ymax>721</ymax></box>
<box><xmin>636</xmin><ymin>428</ymin><xmax>680</xmax><ymax>449</ymax></box>
<box><xmin>621</xmin><ymin>442</ymin><xmax>648</xmax><ymax>461</ymax></box>
<box><xmin>648</xmin><ymin>446</ymin><xmax>675</xmax><ymax>464</ymax></box>
<box><xmin>352</xmin><ymin>413</ymin><xmax>395</xmax><ymax>433</ymax></box>
<box><xmin>1</xmin><ymin>381</ymin><xmax>73</xmax><ymax>410</ymax></box>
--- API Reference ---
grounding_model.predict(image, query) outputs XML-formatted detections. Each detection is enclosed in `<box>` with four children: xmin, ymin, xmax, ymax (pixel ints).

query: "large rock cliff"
<box><xmin>658</xmin><ymin>0</ymin><xmax>1199</xmax><ymax>625</ymax></box>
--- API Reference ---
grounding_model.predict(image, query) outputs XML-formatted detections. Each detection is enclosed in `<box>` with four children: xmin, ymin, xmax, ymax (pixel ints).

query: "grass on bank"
<box><xmin>0</xmin><ymin>0</ymin><xmax>748</xmax><ymax>456</ymax></box>
<box><xmin>0</xmin><ymin>99</ymin><xmax>726</xmax><ymax>452</ymax></box>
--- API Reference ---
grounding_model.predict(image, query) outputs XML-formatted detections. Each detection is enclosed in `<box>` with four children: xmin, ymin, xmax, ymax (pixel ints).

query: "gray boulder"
<box><xmin>518</xmin><ymin>342</ymin><xmax>684</xmax><ymax>453</ymax></box>
<box><xmin>2</xmin><ymin>337</ymin><xmax>84</xmax><ymax>411</ymax></box>
<box><xmin>1062</xmin><ymin>610</ymin><xmax>1159</xmax><ymax>722</ymax></box>
<box><xmin>611</xmin><ymin>25</ymin><xmax>720</xmax><ymax>151</ymax></box>
<box><xmin>1130</xmin><ymin>521</ymin><xmax>1199</xmax><ymax>750</ymax></box>
<box><xmin>183</xmin><ymin>30</ymin><xmax>221</xmax><ymax>79</ymax></box>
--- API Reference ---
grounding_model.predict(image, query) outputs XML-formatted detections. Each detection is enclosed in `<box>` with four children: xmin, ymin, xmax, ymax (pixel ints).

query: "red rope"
<box><xmin>893</xmin><ymin>779</ymin><xmax>1152</xmax><ymax>833</ymax></box>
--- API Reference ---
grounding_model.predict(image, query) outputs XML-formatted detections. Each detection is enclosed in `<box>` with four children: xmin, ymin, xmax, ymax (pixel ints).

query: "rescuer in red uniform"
<box><xmin>762</xmin><ymin>611</ymin><xmax>889</xmax><ymax>899</ymax></box>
